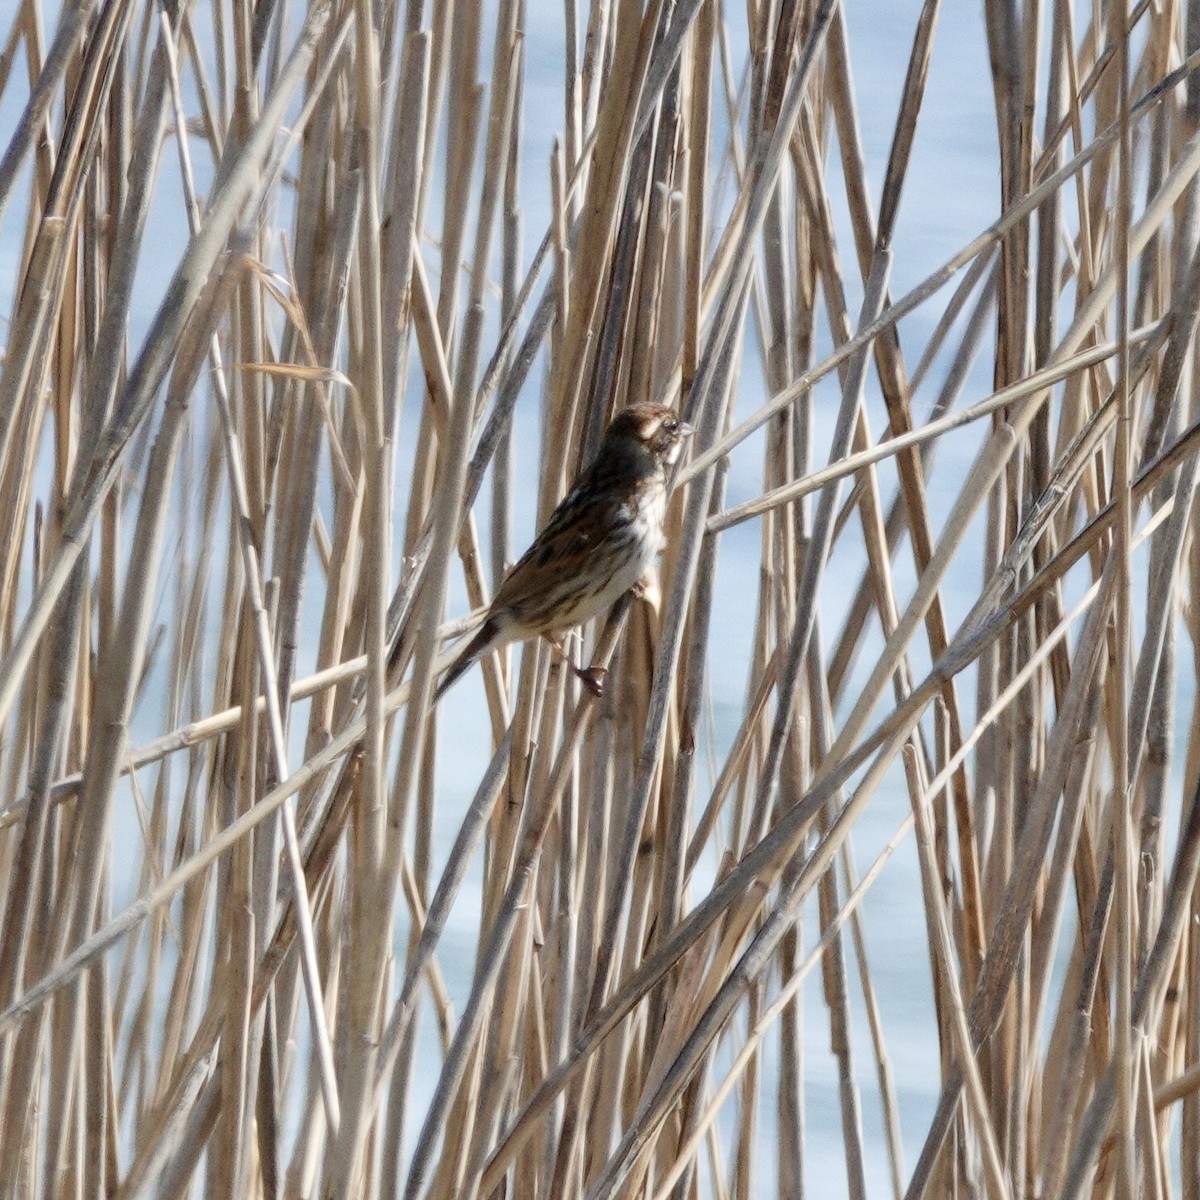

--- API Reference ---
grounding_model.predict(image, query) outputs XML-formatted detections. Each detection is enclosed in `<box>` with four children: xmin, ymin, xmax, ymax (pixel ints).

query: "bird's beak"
<box><xmin>680</xmin><ymin>421</ymin><xmax>695</xmax><ymax>438</ymax></box>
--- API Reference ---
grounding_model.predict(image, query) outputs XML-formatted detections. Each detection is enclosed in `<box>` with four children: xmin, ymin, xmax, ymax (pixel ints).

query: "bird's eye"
<box><xmin>664</xmin><ymin>417</ymin><xmax>679</xmax><ymax>434</ymax></box>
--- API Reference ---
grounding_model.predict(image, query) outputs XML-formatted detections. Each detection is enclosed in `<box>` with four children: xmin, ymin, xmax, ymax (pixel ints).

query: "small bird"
<box><xmin>436</xmin><ymin>402</ymin><xmax>693</xmax><ymax>700</ymax></box>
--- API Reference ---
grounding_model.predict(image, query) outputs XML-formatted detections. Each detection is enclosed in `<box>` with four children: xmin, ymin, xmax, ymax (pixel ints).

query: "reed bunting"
<box><xmin>435</xmin><ymin>403</ymin><xmax>693</xmax><ymax>699</ymax></box>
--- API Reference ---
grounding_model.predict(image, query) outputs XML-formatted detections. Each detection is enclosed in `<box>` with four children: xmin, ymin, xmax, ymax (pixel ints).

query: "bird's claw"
<box><xmin>575</xmin><ymin>665</ymin><xmax>607</xmax><ymax>697</ymax></box>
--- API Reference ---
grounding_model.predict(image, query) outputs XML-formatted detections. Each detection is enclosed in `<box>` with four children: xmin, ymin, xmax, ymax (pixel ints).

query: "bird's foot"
<box><xmin>574</xmin><ymin>664</ymin><xmax>607</xmax><ymax>697</ymax></box>
<box><xmin>543</xmin><ymin>634</ymin><xmax>605</xmax><ymax>696</ymax></box>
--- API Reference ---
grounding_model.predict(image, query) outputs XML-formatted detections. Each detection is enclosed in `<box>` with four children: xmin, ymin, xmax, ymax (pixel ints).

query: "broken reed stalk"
<box><xmin>1</xmin><ymin>1</ymin><xmax>1200</xmax><ymax>1198</ymax></box>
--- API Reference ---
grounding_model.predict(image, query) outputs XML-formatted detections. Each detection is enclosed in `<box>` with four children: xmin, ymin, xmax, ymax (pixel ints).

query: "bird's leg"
<box><xmin>543</xmin><ymin>633</ymin><xmax>606</xmax><ymax>697</ymax></box>
<box><xmin>630</xmin><ymin>567</ymin><xmax>660</xmax><ymax>610</ymax></box>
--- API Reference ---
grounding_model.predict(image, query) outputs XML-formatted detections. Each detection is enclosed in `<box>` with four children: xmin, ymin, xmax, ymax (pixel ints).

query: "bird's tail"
<box><xmin>434</xmin><ymin>618</ymin><xmax>500</xmax><ymax>702</ymax></box>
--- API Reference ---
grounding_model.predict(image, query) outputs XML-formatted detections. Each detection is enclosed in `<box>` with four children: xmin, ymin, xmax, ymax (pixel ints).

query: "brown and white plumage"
<box><xmin>435</xmin><ymin>403</ymin><xmax>692</xmax><ymax>700</ymax></box>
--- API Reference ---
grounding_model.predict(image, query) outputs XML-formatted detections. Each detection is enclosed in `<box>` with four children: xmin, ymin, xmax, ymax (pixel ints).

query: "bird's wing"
<box><xmin>491</xmin><ymin>485</ymin><xmax>622</xmax><ymax>612</ymax></box>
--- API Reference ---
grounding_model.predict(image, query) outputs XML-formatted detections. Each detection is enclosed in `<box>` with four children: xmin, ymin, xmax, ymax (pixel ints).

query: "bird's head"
<box><xmin>605</xmin><ymin>403</ymin><xmax>694</xmax><ymax>469</ymax></box>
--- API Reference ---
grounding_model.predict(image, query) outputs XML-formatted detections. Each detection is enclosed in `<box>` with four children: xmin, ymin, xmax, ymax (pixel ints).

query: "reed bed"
<box><xmin>1</xmin><ymin>0</ymin><xmax>1199</xmax><ymax>1196</ymax></box>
